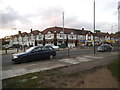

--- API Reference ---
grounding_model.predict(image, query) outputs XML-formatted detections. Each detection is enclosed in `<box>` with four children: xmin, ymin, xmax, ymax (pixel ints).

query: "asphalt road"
<box><xmin>2</xmin><ymin>48</ymin><xmax>95</xmax><ymax>66</ymax></box>
<box><xmin>2</xmin><ymin>46</ymin><xmax>118</xmax><ymax>66</ymax></box>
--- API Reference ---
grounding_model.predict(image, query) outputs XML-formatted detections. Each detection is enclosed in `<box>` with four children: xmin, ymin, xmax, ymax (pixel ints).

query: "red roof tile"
<box><xmin>29</xmin><ymin>30</ymin><xmax>40</xmax><ymax>35</ymax></box>
<box><xmin>42</xmin><ymin>26</ymin><xmax>92</xmax><ymax>35</ymax></box>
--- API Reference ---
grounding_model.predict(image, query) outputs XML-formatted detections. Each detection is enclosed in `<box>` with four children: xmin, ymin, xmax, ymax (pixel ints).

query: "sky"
<box><xmin>0</xmin><ymin>0</ymin><xmax>119</xmax><ymax>38</ymax></box>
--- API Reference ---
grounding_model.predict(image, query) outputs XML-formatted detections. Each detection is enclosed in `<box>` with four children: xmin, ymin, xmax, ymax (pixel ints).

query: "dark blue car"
<box><xmin>12</xmin><ymin>46</ymin><xmax>56</xmax><ymax>64</ymax></box>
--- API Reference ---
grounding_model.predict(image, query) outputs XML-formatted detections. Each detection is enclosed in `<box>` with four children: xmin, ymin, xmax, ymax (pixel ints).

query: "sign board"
<box><xmin>95</xmin><ymin>30</ymin><xmax>101</xmax><ymax>32</ymax></box>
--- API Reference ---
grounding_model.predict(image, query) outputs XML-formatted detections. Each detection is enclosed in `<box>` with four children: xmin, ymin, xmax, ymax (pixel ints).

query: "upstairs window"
<box><xmin>60</xmin><ymin>31</ymin><xmax>64</xmax><ymax>37</ymax></box>
<box><xmin>47</xmin><ymin>31</ymin><xmax>52</xmax><ymax>38</ymax></box>
<box><xmin>38</xmin><ymin>33</ymin><xmax>42</xmax><ymax>39</ymax></box>
<box><xmin>88</xmin><ymin>36</ymin><xmax>91</xmax><ymax>39</ymax></box>
<box><xmin>70</xmin><ymin>32</ymin><xmax>74</xmax><ymax>39</ymax></box>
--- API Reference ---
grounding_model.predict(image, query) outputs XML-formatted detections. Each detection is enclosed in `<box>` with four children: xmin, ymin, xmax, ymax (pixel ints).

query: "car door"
<box><xmin>41</xmin><ymin>46</ymin><xmax>51</xmax><ymax>59</ymax></box>
<box><xmin>29</xmin><ymin>47</ymin><xmax>43</xmax><ymax>61</ymax></box>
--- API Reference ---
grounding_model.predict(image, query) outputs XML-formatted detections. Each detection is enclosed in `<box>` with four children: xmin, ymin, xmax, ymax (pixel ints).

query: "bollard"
<box><xmin>17</xmin><ymin>47</ymin><xmax>19</xmax><ymax>52</ymax></box>
<box><xmin>68</xmin><ymin>47</ymin><xmax>70</xmax><ymax>58</ymax></box>
<box><xmin>5</xmin><ymin>48</ymin><xmax>7</xmax><ymax>54</ymax></box>
<box><xmin>24</xmin><ymin>46</ymin><xmax>25</xmax><ymax>52</ymax></box>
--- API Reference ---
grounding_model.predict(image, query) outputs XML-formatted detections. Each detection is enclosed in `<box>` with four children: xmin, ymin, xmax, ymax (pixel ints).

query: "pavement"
<box><xmin>1</xmin><ymin>51</ymin><xmax>118</xmax><ymax>80</ymax></box>
<box><xmin>0</xmin><ymin>47</ymin><xmax>91</xmax><ymax>55</ymax></box>
<box><xmin>0</xmin><ymin>49</ymin><xmax>24</xmax><ymax>55</ymax></box>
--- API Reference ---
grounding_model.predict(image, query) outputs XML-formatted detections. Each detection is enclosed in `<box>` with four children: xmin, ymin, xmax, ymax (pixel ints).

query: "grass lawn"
<box><xmin>2</xmin><ymin>68</ymin><xmax>82</xmax><ymax>88</ymax></box>
<box><xmin>107</xmin><ymin>57</ymin><xmax>120</xmax><ymax>81</ymax></box>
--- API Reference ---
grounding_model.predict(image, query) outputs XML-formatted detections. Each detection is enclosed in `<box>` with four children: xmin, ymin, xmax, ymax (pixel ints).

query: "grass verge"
<box><xmin>107</xmin><ymin>57</ymin><xmax>120</xmax><ymax>81</ymax></box>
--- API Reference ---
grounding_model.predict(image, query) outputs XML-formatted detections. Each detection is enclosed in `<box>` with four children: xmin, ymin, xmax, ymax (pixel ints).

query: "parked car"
<box><xmin>98</xmin><ymin>44</ymin><xmax>112</xmax><ymax>52</ymax></box>
<box><xmin>3</xmin><ymin>44</ymin><xmax>13</xmax><ymax>49</ymax></box>
<box><xmin>45</xmin><ymin>44</ymin><xmax>59</xmax><ymax>50</ymax></box>
<box><xmin>12</xmin><ymin>46</ymin><xmax>56</xmax><ymax>64</ymax></box>
<box><xmin>12</xmin><ymin>44</ymin><xmax>22</xmax><ymax>48</ymax></box>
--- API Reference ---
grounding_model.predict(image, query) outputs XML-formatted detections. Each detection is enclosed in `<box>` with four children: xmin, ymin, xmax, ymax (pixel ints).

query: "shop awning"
<box><xmin>95</xmin><ymin>40</ymin><xmax>100</xmax><ymax>42</ymax></box>
<box><xmin>80</xmin><ymin>40</ymin><xmax>86</xmax><ymax>42</ymax></box>
<box><xmin>106</xmin><ymin>40</ymin><xmax>115</xmax><ymax>43</ymax></box>
<box><xmin>87</xmin><ymin>40</ymin><xmax>92</xmax><ymax>42</ymax></box>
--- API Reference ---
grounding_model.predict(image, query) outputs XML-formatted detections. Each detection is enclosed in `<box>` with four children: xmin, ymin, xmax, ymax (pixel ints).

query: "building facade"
<box><xmin>3</xmin><ymin>26</ymin><xmax>119</xmax><ymax>47</ymax></box>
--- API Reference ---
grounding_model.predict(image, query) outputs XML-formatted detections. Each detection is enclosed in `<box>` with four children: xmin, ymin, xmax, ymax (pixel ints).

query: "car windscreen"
<box><xmin>101</xmin><ymin>45</ymin><xmax>108</xmax><ymax>47</ymax></box>
<box><xmin>25</xmin><ymin>47</ymin><xmax>35</xmax><ymax>53</ymax></box>
<box><xmin>100</xmin><ymin>45</ymin><xmax>109</xmax><ymax>48</ymax></box>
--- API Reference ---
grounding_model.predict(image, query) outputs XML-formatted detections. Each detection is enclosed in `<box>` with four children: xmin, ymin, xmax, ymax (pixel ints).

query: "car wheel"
<box><xmin>49</xmin><ymin>55</ymin><xmax>54</xmax><ymax>59</ymax></box>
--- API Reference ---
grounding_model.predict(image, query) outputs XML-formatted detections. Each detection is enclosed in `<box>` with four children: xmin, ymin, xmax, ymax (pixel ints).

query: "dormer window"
<box><xmin>47</xmin><ymin>31</ymin><xmax>51</xmax><ymax>38</ymax></box>
<box><xmin>60</xmin><ymin>31</ymin><xmax>64</xmax><ymax>37</ymax></box>
<box><xmin>38</xmin><ymin>33</ymin><xmax>42</xmax><ymax>39</ymax></box>
<box><xmin>70</xmin><ymin>32</ymin><xmax>74</xmax><ymax>39</ymax></box>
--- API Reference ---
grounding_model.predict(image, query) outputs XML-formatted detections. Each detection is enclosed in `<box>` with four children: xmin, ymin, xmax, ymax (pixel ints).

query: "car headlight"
<box><xmin>13</xmin><ymin>55</ymin><xmax>18</xmax><ymax>59</ymax></box>
<box><xmin>98</xmin><ymin>47</ymin><xmax>101</xmax><ymax>50</ymax></box>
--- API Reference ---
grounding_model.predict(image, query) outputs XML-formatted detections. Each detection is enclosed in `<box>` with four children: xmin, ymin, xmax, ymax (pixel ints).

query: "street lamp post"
<box><xmin>63</xmin><ymin>12</ymin><xmax>65</xmax><ymax>43</ymax></box>
<box><xmin>111</xmin><ymin>26</ymin><xmax>113</xmax><ymax>34</ymax></box>
<box><xmin>93</xmin><ymin>0</ymin><xmax>96</xmax><ymax>54</ymax></box>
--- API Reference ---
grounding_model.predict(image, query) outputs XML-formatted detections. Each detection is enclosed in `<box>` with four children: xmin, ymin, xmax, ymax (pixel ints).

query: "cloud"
<box><xmin>29</xmin><ymin>6</ymin><xmax>64</xmax><ymax>28</ymax></box>
<box><xmin>41</xmin><ymin>7</ymin><xmax>64</xmax><ymax>20</ymax></box>
<box><xmin>2</xmin><ymin>7</ymin><xmax>19</xmax><ymax>24</ymax></box>
<box><xmin>1</xmin><ymin>6</ymin><xmax>31</xmax><ymax>29</ymax></box>
<box><xmin>96</xmin><ymin>22</ymin><xmax>118</xmax><ymax>33</ymax></box>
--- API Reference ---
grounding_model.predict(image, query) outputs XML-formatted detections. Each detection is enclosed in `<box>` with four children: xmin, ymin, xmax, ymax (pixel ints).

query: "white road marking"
<box><xmin>59</xmin><ymin>59</ymin><xmax>79</xmax><ymax>64</ymax></box>
<box><xmin>83</xmin><ymin>56</ymin><xmax>103</xmax><ymax>59</ymax></box>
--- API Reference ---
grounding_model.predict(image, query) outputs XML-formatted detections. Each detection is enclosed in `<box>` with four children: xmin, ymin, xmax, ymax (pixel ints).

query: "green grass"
<box><xmin>2</xmin><ymin>70</ymin><xmax>57</xmax><ymax>88</ymax></box>
<box><xmin>107</xmin><ymin>58</ymin><xmax>120</xmax><ymax>81</ymax></box>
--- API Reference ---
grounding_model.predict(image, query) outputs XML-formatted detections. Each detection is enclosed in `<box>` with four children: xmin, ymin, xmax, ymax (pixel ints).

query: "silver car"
<box><xmin>98</xmin><ymin>44</ymin><xmax>112</xmax><ymax>52</ymax></box>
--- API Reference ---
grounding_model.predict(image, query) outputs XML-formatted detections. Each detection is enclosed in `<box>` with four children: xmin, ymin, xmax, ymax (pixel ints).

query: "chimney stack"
<box><xmin>30</xmin><ymin>29</ymin><xmax>33</xmax><ymax>32</ymax></box>
<box><xmin>82</xmin><ymin>28</ymin><xmax>84</xmax><ymax>30</ymax></box>
<box><xmin>18</xmin><ymin>31</ymin><xmax>21</xmax><ymax>34</ymax></box>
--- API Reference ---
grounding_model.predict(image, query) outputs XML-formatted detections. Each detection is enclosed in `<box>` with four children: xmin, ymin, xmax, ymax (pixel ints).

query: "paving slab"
<box><xmin>2</xmin><ymin>68</ymin><xmax>27</xmax><ymax>79</ymax></box>
<box><xmin>83</xmin><ymin>56</ymin><xmax>103</xmax><ymax>59</ymax></box>
<box><xmin>2</xmin><ymin>62</ymin><xmax>68</xmax><ymax>79</ymax></box>
<box><xmin>59</xmin><ymin>59</ymin><xmax>80</xmax><ymax>64</ymax></box>
<box><xmin>76</xmin><ymin>57</ymin><xmax>93</xmax><ymax>62</ymax></box>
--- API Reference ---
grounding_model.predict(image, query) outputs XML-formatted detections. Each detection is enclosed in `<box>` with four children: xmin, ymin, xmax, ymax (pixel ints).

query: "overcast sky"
<box><xmin>0</xmin><ymin>0</ymin><xmax>119</xmax><ymax>38</ymax></box>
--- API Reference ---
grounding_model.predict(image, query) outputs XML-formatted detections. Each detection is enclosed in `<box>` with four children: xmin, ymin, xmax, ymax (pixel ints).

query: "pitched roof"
<box><xmin>13</xmin><ymin>32</ymin><xmax>29</xmax><ymax>38</ymax></box>
<box><xmin>42</xmin><ymin>26</ymin><xmax>92</xmax><ymax>35</ymax></box>
<box><xmin>110</xmin><ymin>33</ymin><xmax>119</xmax><ymax>38</ymax></box>
<box><xmin>29</xmin><ymin>30</ymin><xmax>40</xmax><ymax>35</ymax></box>
<box><xmin>95</xmin><ymin>32</ymin><xmax>108</xmax><ymax>37</ymax></box>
